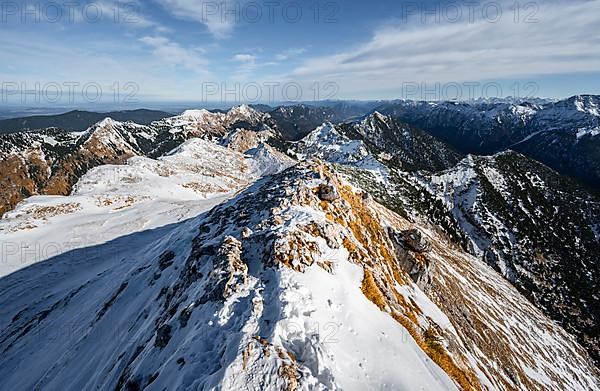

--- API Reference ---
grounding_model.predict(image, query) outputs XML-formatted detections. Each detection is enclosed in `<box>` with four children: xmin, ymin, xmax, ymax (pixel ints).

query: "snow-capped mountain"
<box><xmin>378</xmin><ymin>95</ymin><xmax>600</xmax><ymax>190</ymax></box>
<box><xmin>0</xmin><ymin>128</ymin><xmax>79</xmax><ymax>216</ymax></box>
<box><xmin>268</xmin><ymin>103</ymin><xmax>376</xmax><ymax>141</ymax></box>
<box><xmin>340</xmin><ymin>112</ymin><xmax>463</xmax><ymax>172</ymax></box>
<box><xmin>155</xmin><ymin>104</ymin><xmax>271</xmax><ymax>136</ymax></box>
<box><xmin>295</xmin><ymin>122</ymin><xmax>389</xmax><ymax>180</ymax></box>
<box><xmin>0</xmin><ymin>105</ymin><xmax>279</xmax><ymax>218</ymax></box>
<box><xmin>294</xmin><ymin>112</ymin><xmax>463</xmax><ymax>181</ymax></box>
<box><xmin>1</xmin><ymin>102</ymin><xmax>599</xmax><ymax>390</ymax></box>
<box><xmin>378</xmin><ymin>100</ymin><xmax>538</xmax><ymax>153</ymax></box>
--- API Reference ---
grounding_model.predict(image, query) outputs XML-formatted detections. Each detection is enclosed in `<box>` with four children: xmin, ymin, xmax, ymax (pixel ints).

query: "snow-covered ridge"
<box><xmin>576</xmin><ymin>126</ymin><xmax>600</xmax><ymax>139</ymax></box>
<box><xmin>382</xmin><ymin>95</ymin><xmax>600</xmax><ymax>137</ymax></box>
<box><xmin>156</xmin><ymin>104</ymin><xmax>270</xmax><ymax>135</ymax></box>
<box><xmin>0</xmin><ymin>136</ymin><xmax>291</xmax><ymax>276</ymax></box>
<box><xmin>0</xmin><ymin>105</ymin><xmax>281</xmax><ymax>218</ymax></box>
<box><xmin>573</xmin><ymin>95</ymin><xmax>600</xmax><ymax>116</ymax></box>
<box><xmin>179</xmin><ymin>109</ymin><xmax>211</xmax><ymax>119</ymax></box>
<box><xmin>1</xmin><ymin>160</ymin><xmax>598</xmax><ymax>390</ymax></box>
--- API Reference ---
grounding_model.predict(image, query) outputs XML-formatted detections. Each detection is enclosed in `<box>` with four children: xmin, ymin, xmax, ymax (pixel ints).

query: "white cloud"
<box><xmin>282</xmin><ymin>0</ymin><xmax>600</xmax><ymax>97</ymax></box>
<box><xmin>156</xmin><ymin>0</ymin><xmax>243</xmax><ymax>38</ymax></box>
<box><xmin>233</xmin><ymin>54</ymin><xmax>257</xmax><ymax>63</ymax></box>
<box><xmin>275</xmin><ymin>48</ymin><xmax>306</xmax><ymax>61</ymax></box>
<box><xmin>231</xmin><ymin>53</ymin><xmax>259</xmax><ymax>80</ymax></box>
<box><xmin>0</xmin><ymin>28</ymin><xmax>217</xmax><ymax>101</ymax></box>
<box><xmin>140</xmin><ymin>36</ymin><xmax>208</xmax><ymax>73</ymax></box>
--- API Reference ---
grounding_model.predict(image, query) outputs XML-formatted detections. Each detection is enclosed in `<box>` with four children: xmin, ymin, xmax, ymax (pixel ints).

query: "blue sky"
<box><xmin>1</xmin><ymin>0</ymin><xmax>599</xmax><ymax>106</ymax></box>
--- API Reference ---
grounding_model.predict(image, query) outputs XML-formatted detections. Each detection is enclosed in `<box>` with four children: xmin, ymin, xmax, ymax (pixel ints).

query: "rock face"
<box><xmin>387</xmin><ymin>228</ymin><xmax>434</xmax><ymax>289</ymax></box>
<box><xmin>399</xmin><ymin>229</ymin><xmax>432</xmax><ymax>253</ymax></box>
<box><xmin>391</xmin><ymin>235</ymin><xmax>432</xmax><ymax>289</ymax></box>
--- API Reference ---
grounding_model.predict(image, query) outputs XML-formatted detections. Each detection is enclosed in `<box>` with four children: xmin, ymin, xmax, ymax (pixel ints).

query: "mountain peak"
<box><xmin>96</xmin><ymin>117</ymin><xmax>119</xmax><ymax>128</ymax></box>
<box><xmin>371</xmin><ymin>110</ymin><xmax>388</xmax><ymax>121</ymax></box>
<box><xmin>82</xmin><ymin>117</ymin><xmax>124</xmax><ymax>142</ymax></box>
<box><xmin>572</xmin><ymin>95</ymin><xmax>600</xmax><ymax>116</ymax></box>
<box><xmin>307</xmin><ymin>122</ymin><xmax>342</xmax><ymax>141</ymax></box>
<box><xmin>180</xmin><ymin>109</ymin><xmax>211</xmax><ymax>119</ymax></box>
<box><xmin>362</xmin><ymin>111</ymin><xmax>392</xmax><ymax>128</ymax></box>
<box><xmin>226</xmin><ymin>104</ymin><xmax>265</xmax><ymax>123</ymax></box>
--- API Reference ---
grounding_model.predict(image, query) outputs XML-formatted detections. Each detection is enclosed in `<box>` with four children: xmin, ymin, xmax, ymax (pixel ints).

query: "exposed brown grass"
<box><xmin>361</xmin><ymin>268</ymin><xmax>387</xmax><ymax>310</ymax></box>
<box><xmin>325</xmin><ymin>172</ymin><xmax>481</xmax><ymax>390</ymax></box>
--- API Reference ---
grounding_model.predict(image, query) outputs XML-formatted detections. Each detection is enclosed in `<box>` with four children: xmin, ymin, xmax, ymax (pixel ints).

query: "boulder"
<box><xmin>400</xmin><ymin>229</ymin><xmax>432</xmax><ymax>253</ymax></box>
<box><xmin>318</xmin><ymin>183</ymin><xmax>340</xmax><ymax>201</ymax></box>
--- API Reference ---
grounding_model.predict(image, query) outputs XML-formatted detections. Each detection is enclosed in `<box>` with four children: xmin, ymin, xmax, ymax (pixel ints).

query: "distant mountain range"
<box><xmin>0</xmin><ymin>102</ymin><xmax>383</xmax><ymax>138</ymax></box>
<box><xmin>378</xmin><ymin>95</ymin><xmax>600</xmax><ymax>191</ymax></box>
<box><xmin>0</xmin><ymin>109</ymin><xmax>173</xmax><ymax>134</ymax></box>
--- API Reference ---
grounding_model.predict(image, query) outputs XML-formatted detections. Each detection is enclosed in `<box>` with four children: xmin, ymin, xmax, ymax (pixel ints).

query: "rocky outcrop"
<box><xmin>388</xmin><ymin>228</ymin><xmax>434</xmax><ymax>289</ymax></box>
<box><xmin>219</xmin><ymin>236</ymin><xmax>248</xmax><ymax>298</ymax></box>
<box><xmin>398</xmin><ymin>228</ymin><xmax>432</xmax><ymax>253</ymax></box>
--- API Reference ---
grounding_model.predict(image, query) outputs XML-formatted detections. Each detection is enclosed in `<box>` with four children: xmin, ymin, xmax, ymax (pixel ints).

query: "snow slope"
<box><xmin>0</xmin><ymin>138</ymin><xmax>287</xmax><ymax>277</ymax></box>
